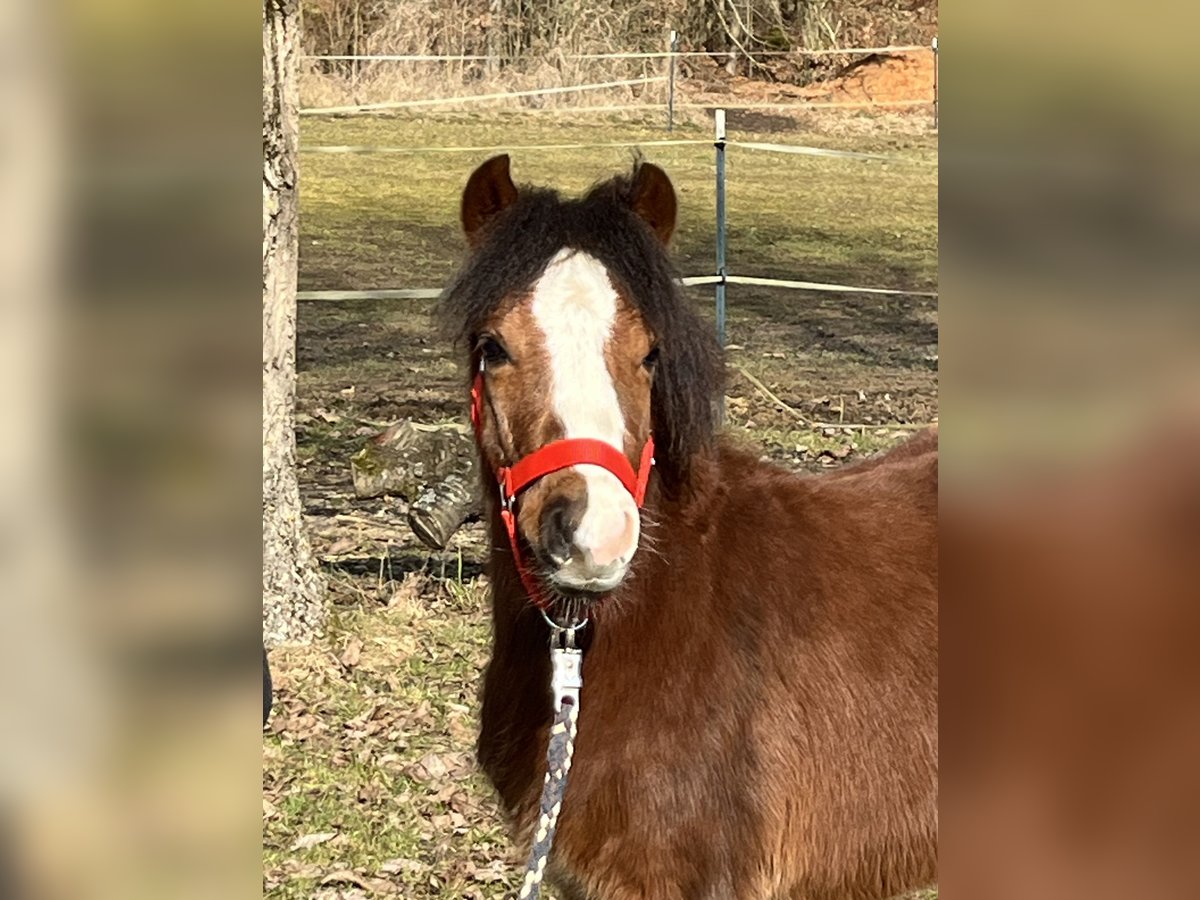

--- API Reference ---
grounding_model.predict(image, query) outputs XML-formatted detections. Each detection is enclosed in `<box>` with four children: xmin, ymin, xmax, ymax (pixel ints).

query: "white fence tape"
<box><xmin>677</xmin><ymin>99</ymin><xmax>931</xmax><ymax>110</ymax></box>
<box><xmin>300</xmin><ymin>139</ymin><xmax>931</xmax><ymax>166</ymax></box>
<box><xmin>305</xmin><ymin>46</ymin><xmax>929</xmax><ymax>63</ymax></box>
<box><xmin>500</xmin><ymin>104</ymin><xmax>668</xmax><ymax>115</ymax></box>
<box><xmin>297</xmin><ymin>276</ymin><xmax>936</xmax><ymax>302</ymax></box>
<box><xmin>721</xmin><ymin>275</ymin><xmax>936</xmax><ymax>297</ymax></box>
<box><xmin>728</xmin><ymin>140</ymin><xmax>934</xmax><ymax>165</ymax></box>
<box><xmin>302</xmin><ymin>139</ymin><xmax>711</xmax><ymax>155</ymax></box>
<box><xmin>297</xmin><ymin>289</ymin><xmax>442</xmax><ymax>301</ymax></box>
<box><xmin>307</xmin><ymin>54</ymin><xmax>496</xmax><ymax>62</ymax></box>
<box><xmin>301</xmin><ymin>76</ymin><xmax>667</xmax><ymax>115</ymax></box>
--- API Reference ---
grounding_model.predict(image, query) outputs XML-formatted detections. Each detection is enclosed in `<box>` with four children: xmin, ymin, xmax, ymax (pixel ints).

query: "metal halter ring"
<box><xmin>540</xmin><ymin>607</ymin><xmax>589</xmax><ymax>649</ymax></box>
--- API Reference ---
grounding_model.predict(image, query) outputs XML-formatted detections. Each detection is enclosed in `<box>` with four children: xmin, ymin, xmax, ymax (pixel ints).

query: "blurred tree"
<box><xmin>263</xmin><ymin>0</ymin><xmax>326</xmax><ymax>645</ymax></box>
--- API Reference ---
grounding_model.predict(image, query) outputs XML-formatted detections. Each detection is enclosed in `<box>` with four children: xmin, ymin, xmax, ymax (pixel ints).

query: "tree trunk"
<box><xmin>486</xmin><ymin>0</ymin><xmax>502</xmax><ymax>76</ymax></box>
<box><xmin>263</xmin><ymin>0</ymin><xmax>326</xmax><ymax>646</ymax></box>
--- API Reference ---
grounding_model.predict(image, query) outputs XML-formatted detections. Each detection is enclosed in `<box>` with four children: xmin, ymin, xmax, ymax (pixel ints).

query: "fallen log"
<box><xmin>407</xmin><ymin>473</ymin><xmax>479</xmax><ymax>549</ymax></box>
<box><xmin>350</xmin><ymin>421</ymin><xmax>476</xmax><ymax>499</ymax></box>
<box><xmin>350</xmin><ymin>420</ymin><xmax>482</xmax><ymax>549</ymax></box>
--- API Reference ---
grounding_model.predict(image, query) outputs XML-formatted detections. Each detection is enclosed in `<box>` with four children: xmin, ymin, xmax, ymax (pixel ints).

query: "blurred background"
<box><xmin>0</xmin><ymin>0</ymin><xmax>1197</xmax><ymax>897</ymax></box>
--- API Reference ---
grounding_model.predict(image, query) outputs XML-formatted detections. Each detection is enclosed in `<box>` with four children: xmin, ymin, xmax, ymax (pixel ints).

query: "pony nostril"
<box><xmin>540</xmin><ymin>497</ymin><xmax>579</xmax><ymax>567</ymax></box>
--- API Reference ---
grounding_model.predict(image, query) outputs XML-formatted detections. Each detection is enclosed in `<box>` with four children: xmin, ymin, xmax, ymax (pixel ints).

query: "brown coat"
<box><xmin>479</xmin><ymin>433</ymin><xmax>938</xmax><ymax>900</ymax></box>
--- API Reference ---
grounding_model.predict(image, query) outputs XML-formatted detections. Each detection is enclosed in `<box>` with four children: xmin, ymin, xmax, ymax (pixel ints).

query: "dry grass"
<box><xmin>263</xmin><ymin>573</ymin><xmax>520</xmax><ymax>898</ymax></box>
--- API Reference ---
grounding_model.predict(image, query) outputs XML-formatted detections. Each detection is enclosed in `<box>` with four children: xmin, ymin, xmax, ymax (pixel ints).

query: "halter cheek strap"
<box><xmin>470</xmin><ymin>372</ymin><xmax>655</xmax><ymax>610</ymax></box>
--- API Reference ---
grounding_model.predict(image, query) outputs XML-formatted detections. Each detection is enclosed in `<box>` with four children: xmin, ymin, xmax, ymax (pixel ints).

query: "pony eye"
<box><xmin>642</xmin><ymin>346</ymin><xmax>660</xmax><ymax>369</ymax></box>
<box><xmin>478</xmin><ymin>336</ymin><xmax>511</xmax><ymax>366</ymax></box>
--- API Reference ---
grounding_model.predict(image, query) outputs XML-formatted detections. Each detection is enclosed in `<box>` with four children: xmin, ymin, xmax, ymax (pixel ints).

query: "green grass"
<box><xmin>298</xmin><ymin>111</ymin><xmax>937</xmax><ymax>296</ymax></box>
<box><xmin>264</xmin><ymin>575</ymin><xmax>520</xmax><ymax>898</ymax></box>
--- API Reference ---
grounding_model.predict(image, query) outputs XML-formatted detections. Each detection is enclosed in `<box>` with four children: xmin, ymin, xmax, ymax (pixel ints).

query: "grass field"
<box><xmin>264</xmin><ymin>109</ymin><xmax>938</xmax><ymax>898</ymax></box>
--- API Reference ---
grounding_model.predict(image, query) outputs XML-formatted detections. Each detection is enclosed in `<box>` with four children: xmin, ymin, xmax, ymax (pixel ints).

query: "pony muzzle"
<box><xmin>533</xmin><ymin>468</ymin><xmax>641</xmax><ymax>594</ymax></box>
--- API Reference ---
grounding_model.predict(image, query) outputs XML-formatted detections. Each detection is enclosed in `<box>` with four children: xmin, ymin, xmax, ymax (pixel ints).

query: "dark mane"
<box><xmin>439</xmin><ymin>164</ymin><xmax>724</xmax><ymax>491</ymax></box>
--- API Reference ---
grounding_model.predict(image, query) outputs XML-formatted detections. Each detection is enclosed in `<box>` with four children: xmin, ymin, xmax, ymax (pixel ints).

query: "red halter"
<box><xmin>470</xmin><ymin>372</ymin><xmax>655</xmax><ymax>610</ymax></box>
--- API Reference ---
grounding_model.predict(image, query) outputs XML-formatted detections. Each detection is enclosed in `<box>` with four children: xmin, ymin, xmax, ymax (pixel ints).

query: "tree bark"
<box><xmin>263</xmin><ymin>0</ymin><xmax>326</xmax><ymax>646</ymax></box>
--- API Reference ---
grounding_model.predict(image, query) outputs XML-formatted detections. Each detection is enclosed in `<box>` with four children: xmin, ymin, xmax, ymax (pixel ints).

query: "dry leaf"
<box><xmin>290</xmin><ymin>831</ymin><xmax>338</xmax><ymax>851</ymax></box>
<box><xmin>413</xmin><ymin>750</ymin><xmax>449</xmax><ymax>781</ymax></box>
<box><xmin>467</xmin><ymin>860</ymin><xmax>508</xmax><ymax>883</ymax></box>
<box><xmin>388</xmin><ymin>573</ymin><xmax>428</xmax><ymax>608</ymax></box>
<box><xmin>379</xmin><ymin>858</ymin><xmax>423</xmax><ymax>876</ymax></box>
<box><xmin>283</xmin><ymin>861</ymin><xmax>324</xmax><ymax>878</ymax></box>
<box><xmin>818</xmin><ymin>445</ymin><xmax>853</xmax><ymax>461</ymax></box>
<box><xmin>327</xmin><ymin>537</ymin><xmax>357</xmax><ymax>556</ymax></box>
<box><xmin>340</xmin><ymin>637</ymin><xmax>363</xmax><ymax>668</ymax></box>
<box><xmin>321</xmin><ymin>870</ymin><xmax>369</xmax><ymax>888</ymax></box>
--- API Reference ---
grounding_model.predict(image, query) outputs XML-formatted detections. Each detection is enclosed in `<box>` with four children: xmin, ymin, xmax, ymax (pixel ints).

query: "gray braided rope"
<box><xmin>516</xmin><ymin>699</ymin><xmax>580</xmax><ymax>900</ymax></box>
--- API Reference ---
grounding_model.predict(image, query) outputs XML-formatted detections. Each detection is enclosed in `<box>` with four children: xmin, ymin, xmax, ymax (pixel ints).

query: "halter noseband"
<box><xmin>470</xmin><ymin>370</ymin><xmax>655</xmax><ymax>611</ymax></box>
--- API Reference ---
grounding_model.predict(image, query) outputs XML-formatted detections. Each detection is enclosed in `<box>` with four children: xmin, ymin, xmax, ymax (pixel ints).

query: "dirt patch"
<box><xmin>680</xmin><ymin>49</ymin><xmax>935</xmax><ymax>127</ymax></box>
<box><xmin>826</xmin><ymin>50</ymin><xmax>935</xmax><ymax>104</ymax></box>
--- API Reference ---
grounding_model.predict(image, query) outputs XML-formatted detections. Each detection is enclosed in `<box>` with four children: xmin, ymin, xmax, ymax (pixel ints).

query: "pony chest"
<box><xmin>521</xmin><ymin>648</ymin><xmax>742</xmax><ymax>824</ymax></box>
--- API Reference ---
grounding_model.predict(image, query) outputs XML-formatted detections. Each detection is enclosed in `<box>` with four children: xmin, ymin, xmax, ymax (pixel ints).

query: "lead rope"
<box><xmin>517</xmin><ymin>615</ymin><xmax>586</xmax><ymax>900</ymax></box>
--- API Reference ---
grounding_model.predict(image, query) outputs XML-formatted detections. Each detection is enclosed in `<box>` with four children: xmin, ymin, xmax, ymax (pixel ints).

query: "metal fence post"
<box><xmin>666</xmin><ymin>30</ymin><xmax>679</xmax><ymax>131</ymax></box>
<box><xmin>714</xmin><ymin>108</ymin><xmax>728</xmax><ymax>422</ymax></box>
<box><xmin>932</xmin><ymin>36</ymin><xmax>938</xmax><ymax>129</ymax></box>
<box><xmin>714</xmin><ymin>109</ymin><xmax>728</xmax><ymax>348</ymax></box>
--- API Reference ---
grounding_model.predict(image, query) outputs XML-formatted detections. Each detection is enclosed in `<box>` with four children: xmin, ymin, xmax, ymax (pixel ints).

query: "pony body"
<box><xmin>478</xmin><ymin>439</ymin><xmax>938</xmax><ymax>900</ymax></box>
<box><xmin>442</xmin><ymin>155</ymin><xmax>938</xmax><ymax>899</ymax></box>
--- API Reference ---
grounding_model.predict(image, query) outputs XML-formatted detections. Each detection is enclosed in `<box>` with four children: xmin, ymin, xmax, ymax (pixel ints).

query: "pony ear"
<box><xmin>628</xmin><ymin>163</ymin><xmax>676</xmax><ymax>245</ymax></box>
<box><xmin>461</xmin><ymin>155</ymin><xmax>519</xmax><ymax>246</ymax></box>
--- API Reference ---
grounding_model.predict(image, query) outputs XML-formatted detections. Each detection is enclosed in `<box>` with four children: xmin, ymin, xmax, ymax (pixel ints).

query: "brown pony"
<box><xmin>440</xmin><ymin>155</ymin><xmax>938</xmax><ymax>900</ymax></box>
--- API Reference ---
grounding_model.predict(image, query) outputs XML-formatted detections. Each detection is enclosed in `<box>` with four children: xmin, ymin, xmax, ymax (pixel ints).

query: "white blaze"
<box><xmin>529</xmin><ymin>248</ymin><xmax>640</xmax><ymax>587</ymax></box>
